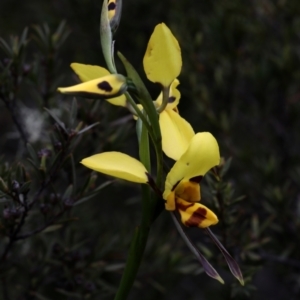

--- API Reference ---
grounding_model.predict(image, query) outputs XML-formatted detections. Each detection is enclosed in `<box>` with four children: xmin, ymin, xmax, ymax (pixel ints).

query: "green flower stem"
<box><xmin>114</xmin><ymin>122</ymin><xmax>156</xmax><ymax>300</ymax></box>
<box><xmin>157</xmin><ymin>86</ymin><xmax>170</xmax><ymax>113</ymax></box>
<box><xmin>114</xmin><ymin>186</ymin><xmax>153</xmax><ymax>300</ymax></box>
<box><xmin>153</xmin><ymin>138</ymin><xmax>163</xmax><ymax>189</ymax></box>
<box><xmin>100</xmin><ymin>0</ymin><xmax>116</xmax><ymax>73</ymax></box>
<box><xmin>125</xmin><ymin>92</ymin><xmax>153</xmax><ymax>138</ymax></box>
<box><xmin>116</xmin><ymin>52</ymin><xmax>163</xmax><ymax>188</ymax></box>
<box><xmin>138</xmin><ymin>117</ymin><xmax>151</xmax><ymax>172</ymax></box>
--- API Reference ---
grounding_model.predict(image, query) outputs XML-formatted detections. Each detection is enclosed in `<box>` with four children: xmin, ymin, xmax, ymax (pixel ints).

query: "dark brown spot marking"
<box><xmin>168</xmin><ymin>96</ymin><xmax>176</xmax><ymax>103</ymax></box>
<box><xmin>185</xmin><ymin>207</ymin><xmax>207</xmax><ymax>227</ymax></box>
<box><xmin>108</xmin><ymin>2</ymin><xmax>116</xmax><ymax>11</ymax></box>
<box><xmin>98</xmin><ymin>81</ymin><xmax>113</xmax><ymax>92</ymax></box>
<box><xmin>190</xmin><ymin>175</ymin><xmax>203</xmax><ymax>183</ymax></box>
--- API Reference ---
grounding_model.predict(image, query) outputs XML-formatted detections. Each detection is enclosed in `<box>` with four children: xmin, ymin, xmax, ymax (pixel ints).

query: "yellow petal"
<box><xmin>71</xmin><ymin>63</ymin><xmax>126</xmax><ymax>106</ymax></box>
<box><xmin>58</xmin><ymin>74</ymin><xmax>127</xmax><ymax>99</ymax></box>
<box><xmin>176</xmin><ymin>198</ymin><xmax>218</xmax><ymax>228</ymax></box>
<box><xmin>106</xmin><ymin>95</ymin><xmax>127</xmax><ymax>106</ymax></box>
<box><xmin>160</xmin><ymin>110</ymin><xmax>195</xmax><ymax>160</ymax></box>
<box><xmin>81</xmin><ymin>152</ymin><xmax>149</xmax><ymax>183</ymax></box>
<box><xmin>143</xmin><ymin>23</ymin><xmax>182</xmax><ymax>87</ymax></box>
<box><xmin>163</xmin><ymin>132</ymin><xmax>220</xmax><ymax>200</ymax></box>
<box><xmin>174</xmin><ymin>180</ymin><xmax>200</xmax><ymax>202</ymax></box>
<box><xmin>154</xmin><ymin>79</ymin><xmax>181</xmax><ymax>110</ymax></box>
<box><xmin>165</xmin><ymin>191</ymin><xmax>176</xmax><ymax>211</ymax></box>
<box><xmin>71</xmin><ymin>63</ymin><xmax>110</xmax><ymax>82</ymax></box>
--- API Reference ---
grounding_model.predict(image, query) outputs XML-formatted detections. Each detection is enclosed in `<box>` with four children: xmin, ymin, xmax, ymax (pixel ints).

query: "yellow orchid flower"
<box><xmin>58</xmin><ymin>63</ymin><xmax>127</xmax><ymax>106</ymax></box>
<box><xmin>81</xmin><ymin>132</ymin><xmax>220</xmax><ymax>228</ymax></box>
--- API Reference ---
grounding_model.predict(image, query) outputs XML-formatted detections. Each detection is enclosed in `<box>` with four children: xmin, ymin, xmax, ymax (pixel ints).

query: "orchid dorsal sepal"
<box><xmin>107</xmin><ymin>0</ymin><xmax>123</xmax><ymax>33</ymax></box>
<box><xmin>57</xmin><ymin>74</ymin><xmax>128</xmax><ymax>99</ymax></box>
<box><xmin>143</xmin><ymin>23</ymin><xmax>182</xmax><ymax>88</ymax></box>
<box><xmin>81</xmin><ymin>151</ymin><xmax>150</xmax><ymax>184</ymax></box>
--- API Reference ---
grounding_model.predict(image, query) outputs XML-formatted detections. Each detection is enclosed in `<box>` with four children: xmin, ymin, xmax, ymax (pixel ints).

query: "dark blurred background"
<box><xmin>1</xmin><ymin>0</ymin><xmax>300</xmax><ymax>299</ymax></box>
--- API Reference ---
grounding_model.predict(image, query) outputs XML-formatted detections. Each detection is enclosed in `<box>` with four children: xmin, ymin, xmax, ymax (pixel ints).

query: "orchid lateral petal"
<box><xmin>143</xmin><ymin>23</ymin><xmax>182</xmax><ymax>87</ymax></box>
<box><xmin>70</xmin><ymin>63</ymin><xmax>126</xmax><ymax>106</ymax></box>
<box><xmin>163</xmin><ymin>132</ymin><xmax>220</xmax><ymax>199</ymax></box>
<box><xmin>81</xmin><ymin>152</ymin><xmax>149</xmax><ymax>183</ymax></box>
<box><xmin>206</xmin><ymin>228</ymin><xmax>244</xmax><ymax>285</ymax></box>
<box><xmin>176</xmin><ymin>199</ymin><xmax>218</xmax><ymax>228</ymax></box>
<box><xmin>58</xmin><ymin>74</ymin><xmax>127</xmax><ymax>99</ymax></box>
<box><xmin>154</xmin><ymin>79</ymin><xmax>181</xmax><ymax>110</ymax></box>
<box><xmin>171</xmin><ymin>213</ymin><xmax>224</xmax><ymax>284</ymax></box>
<box><xmin>160</xmin><ymin>110</ymin><xmax>195</xmax><ymax>161</ymax></box>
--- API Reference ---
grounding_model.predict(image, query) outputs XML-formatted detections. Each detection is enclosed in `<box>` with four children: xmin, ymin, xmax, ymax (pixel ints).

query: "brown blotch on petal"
<box><xmin>98</xmin><ymin>81</ymin><xmax>113</xmax><ymax>92</ymax></box>
<box><xmin>168</xmin><ymin>96</ymin><xmax>176</xmax><ymax>103</ymax></box>
<box><xmin>185</xmin><ymin>207</ymin><xmax>207</xmax><ymax>227</ymax></box>
<box><xmin>190</xmin><ymin>175</ymin><xmax>203</xmax><ymax>183</ymax></box>
<box><xmin>108</xmin><ymin>2</ymin><xmax>116</xmax><ymax>11</ymax></box>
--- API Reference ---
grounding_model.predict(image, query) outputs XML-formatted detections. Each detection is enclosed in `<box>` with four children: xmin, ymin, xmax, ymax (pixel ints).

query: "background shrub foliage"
<box><xmin>1</xmin><ymin>0</ymin><xmax>300</xmax><ymax>299</ymax></box>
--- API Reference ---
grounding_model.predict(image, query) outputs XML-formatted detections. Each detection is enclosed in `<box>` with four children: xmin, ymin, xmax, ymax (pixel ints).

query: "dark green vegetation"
<box><xmin>1</xmin><ymin>0</ymin><xmax>300</xmax><ymax>299</ymax></box>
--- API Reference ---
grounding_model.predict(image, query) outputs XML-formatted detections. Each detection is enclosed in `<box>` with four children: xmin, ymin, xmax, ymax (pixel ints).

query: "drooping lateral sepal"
<box><xmin>171</xmin><ymin>213</ymin><xmax>224</xmax><ymax>284</ymax></box>
<box><xmin>58</xmin><ymin>74</ymin><xmax>128</xmax><ymax>99</ymax></box>
<box><xmin>81</xmin><ymin>152</ymin><xmax>149</xmax><ymax>183</ymax></box>
<box><xmin>206</xmin><ymin>228</ymin><xmax>244</xmax><ymax>285</ymax></box>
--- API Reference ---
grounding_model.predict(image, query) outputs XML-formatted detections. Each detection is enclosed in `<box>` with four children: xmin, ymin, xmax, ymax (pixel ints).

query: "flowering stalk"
<box><xmin>57</xmin><ymin>0</ymin><xmax>244</xmax><ymax>297</ymax></box>
<box><xmin>114</xmin><ymin>120</ymin><xmax>156</xmax><ymax>300</ymax></box>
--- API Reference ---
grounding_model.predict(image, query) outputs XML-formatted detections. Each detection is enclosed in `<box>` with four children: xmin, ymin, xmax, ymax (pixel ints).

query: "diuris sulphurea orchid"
<box><xmin>58</xmin><ymin>23</ymin><xmax>193</xmax><ymax>161</ymax></box>
<box><xmin>81</xmin><ymin>132</ymin><xmax>220</xmax><ymax>228</ymax></box>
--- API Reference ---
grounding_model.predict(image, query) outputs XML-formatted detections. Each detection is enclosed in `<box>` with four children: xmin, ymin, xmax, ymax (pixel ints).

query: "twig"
<box><xmin>1</xmin><ymin>95</ymin><xmax>28</xmax><ymax>145</ymax></box>
<box><xmin>1</xmin><ymin>197</ymin><xmax>28</xmax><ymax>262</ymax></box>
<box><xmin>17</xmin><ymin>209</ymin><xmax>66</xmax><ymax>240</ymax></box>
